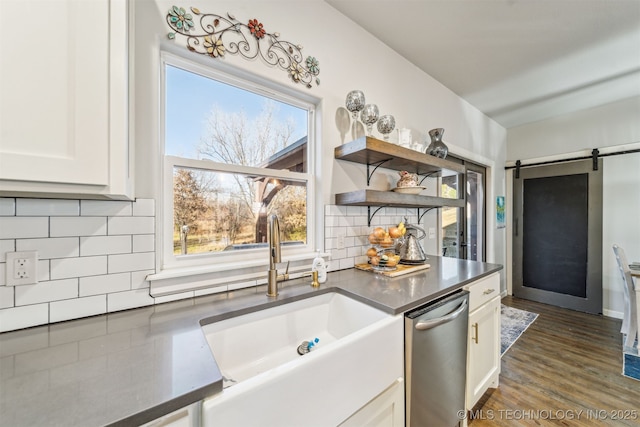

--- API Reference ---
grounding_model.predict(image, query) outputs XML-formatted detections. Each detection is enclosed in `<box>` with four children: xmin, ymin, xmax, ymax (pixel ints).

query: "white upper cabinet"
<box><xmin>0</xmin><ymin>0</ymin><xmax>132</xmax><ymax>199</ymax></box>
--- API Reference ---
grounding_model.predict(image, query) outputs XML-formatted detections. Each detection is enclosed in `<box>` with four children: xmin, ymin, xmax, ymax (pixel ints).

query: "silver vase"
<box><xmin>425</xmin><ymin>128</ymin><xmax>448</xmax><ymax>159</ymax></box>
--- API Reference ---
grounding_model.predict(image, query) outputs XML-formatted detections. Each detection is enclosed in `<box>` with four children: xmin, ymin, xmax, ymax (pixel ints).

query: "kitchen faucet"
<box><xmin>267</xmin><ymin>214</ymin><xmax>289</xmax><ymax>297</ymax></box>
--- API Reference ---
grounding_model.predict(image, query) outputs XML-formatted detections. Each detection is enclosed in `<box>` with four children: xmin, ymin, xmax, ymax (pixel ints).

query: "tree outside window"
<box><xmin>166</xmin><ymin>63</ymin><xmax>310</xmax><ymax>256</ymax></box>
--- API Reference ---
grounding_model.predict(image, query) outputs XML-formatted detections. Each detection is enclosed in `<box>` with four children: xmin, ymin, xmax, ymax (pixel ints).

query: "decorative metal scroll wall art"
<box><xmin>166</xmin><ymin>6</ymin><xmax>320</xmax><ymax>88</ymax></box>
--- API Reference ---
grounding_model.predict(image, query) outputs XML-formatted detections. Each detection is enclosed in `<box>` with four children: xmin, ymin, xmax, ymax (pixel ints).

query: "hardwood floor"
<box><xmin>470</xmin><ymin>296</ymin><xmax>640</xmax><ymax>427</ymax></box>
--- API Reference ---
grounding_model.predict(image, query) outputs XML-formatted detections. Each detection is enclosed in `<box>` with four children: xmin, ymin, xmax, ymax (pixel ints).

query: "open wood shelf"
<box><xmin>334</xmin><ymin>136</ymin><xmax>466</xmax><ymax>224</ymax></box>
<box><xmin>335</xmin><ymin>189</ymin><xmax>465</xmax><ymax>209</ymax></box>
<box><xmin>334</xmin><ymin>136</ymin><xmax>465</xmax><ymax>177</ymax></box>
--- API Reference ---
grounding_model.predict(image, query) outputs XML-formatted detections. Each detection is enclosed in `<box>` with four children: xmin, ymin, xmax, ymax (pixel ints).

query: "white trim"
<box><xmin>163</xmin><ymin>155</ymin><xmax>313</xmax><ymax>270</ymax></box>
<box><xmin>157</xmin><ymin>51</ymin><xmax>320</xmax><ymax>293</ymax></box>
<box><xmin>148</xmin><ymin>250</ymin><xmax>330</xmax><ymax>282</ymax></box>
<box><xmin>166</xmin><ymin>156</ymin><xmax>311</xmax><ymax>182</ymax></box>
<box><xmin>160</xmin><ymin>51</ymin><xmax>318</xmax><ymax>110</ymax></box>
<box><xmin>603</xmin><ymin>309</ymin><xmax>624</xmax><ymax>320</ymax></box>
<box><xmin>448</xmin><ymin>143</ymin><xmax>496</xmax><ymax>171</ymax></box>
<box><xmin>506</xmin><ymin>168</ymin><xmax>513</xmax><ymax>296</ymax></box>
<box><xmin>148</xmin><ymin>252</ymin><xmax>330</xmax><ymax>298</ymax></box>
<box><xmin>443</xmin><ymin>142</ymin><xmax>497</xmax><ymax>264</ymax></box>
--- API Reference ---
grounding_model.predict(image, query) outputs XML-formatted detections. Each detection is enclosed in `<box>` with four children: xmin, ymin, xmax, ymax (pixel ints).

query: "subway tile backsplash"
<box><xmin>324</xmin><ymin>205</ymin><xmax>419</xmax><ymax>271</ymax></box>
<box><xmin>0</xmin><ymin>198</ymin><xmax>156</xmax><ymax>333</ymax></box>
<box><xmin>16</xmin><ymin>199</ymin><xmax>80</xmax><ymax>216</ymax></box>
<box><xmin>0</xmin><ymin>217</ymin><xmax>49</xmax><ymax>239</ymax></box>
<box><xmin>50</xmin><ymin>217</ymin><xmax>107</xmax><ymax>237</ymax></box>
<box><xmin>0</xmin><ymin>199</ymin><xmax>415</xmax><ymax>333</ymax></box>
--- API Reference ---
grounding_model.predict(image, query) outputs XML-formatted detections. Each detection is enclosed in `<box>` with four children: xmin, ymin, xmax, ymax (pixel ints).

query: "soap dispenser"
<box><xmin>311</xmin><ymin>250</ymin><xmax>327</xmax><ymax>284</ymax></box>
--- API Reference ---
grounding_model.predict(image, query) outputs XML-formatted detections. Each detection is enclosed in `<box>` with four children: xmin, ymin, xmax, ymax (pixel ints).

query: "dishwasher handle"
<box><xmin>415</xmin><ymin>299</ymin><xmax>468</xmax><ymax>331</ymax></box>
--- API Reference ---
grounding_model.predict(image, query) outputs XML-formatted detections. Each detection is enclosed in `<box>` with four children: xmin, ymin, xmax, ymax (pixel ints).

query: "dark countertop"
<box><xmin>331</xmin><ymin>256</ymin><xmax>502</xmax><ymax>314</ymax></box>
<box><xmin>0</xmin><ymin>256</ymin><xmax>501</xmax><ymax>427</ymax></box>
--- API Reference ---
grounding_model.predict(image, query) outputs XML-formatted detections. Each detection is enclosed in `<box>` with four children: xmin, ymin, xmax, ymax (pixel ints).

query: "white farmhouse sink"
<box><xmin>201</xmin><ymin>292</ymin><xmax>403</xmax><ymax>427</ymax></box>
<box><xmin>202</xmin><ymin>292</ymin><xmax>389</xmax><ymax>385</ymax></box>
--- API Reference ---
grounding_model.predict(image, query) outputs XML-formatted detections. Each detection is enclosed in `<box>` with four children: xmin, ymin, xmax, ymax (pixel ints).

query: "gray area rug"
<box><xmin>501</xmin><ymin>305</ymin><xmax>538</xmax><ymax>356</ymax></box>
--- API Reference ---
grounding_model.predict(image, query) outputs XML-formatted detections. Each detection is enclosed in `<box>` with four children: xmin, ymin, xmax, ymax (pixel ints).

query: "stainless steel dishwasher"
<box><xmin>405</xmin><ymin>290</ymin><xmax>469</xmax><ymax>427</ymax></box>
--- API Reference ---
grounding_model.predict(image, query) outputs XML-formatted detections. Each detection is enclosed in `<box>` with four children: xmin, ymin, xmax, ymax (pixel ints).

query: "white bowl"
<box><xmin>392</xmin><ymin>186</ymin><xmax>426</xmax><ymax>194</ymax></box>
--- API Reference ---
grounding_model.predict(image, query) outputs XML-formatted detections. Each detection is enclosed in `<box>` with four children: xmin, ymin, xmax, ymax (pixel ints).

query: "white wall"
<box><xmin>0</xmin><ymin>1</ymin><xmax>510</xmax><ymax>332</ymax></box>
<box><xmin>506</xmin><ymin>96</ymin><xmax>640</xmax><ymax>317</ymax></box>
<box><xmin>133</xmin><ymin>0</ymin><xmax>507</xmax><ymax>280</ymax></box>
<box><xmin>507</xmin><ymin>96</ymin><xmax>640</xmax><ymax>160</ymax></box>
<box><xmin>602</xmin><ymin>153</ymin><xmax>640</xmax><ymax>318</ymax></box>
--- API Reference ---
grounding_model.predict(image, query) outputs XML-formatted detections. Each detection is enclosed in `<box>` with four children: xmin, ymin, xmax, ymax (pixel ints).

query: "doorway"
<box><xmin>512</xmin><ymin>159</ymin><xmax>603</xmax><ymax>314</ymax></box>
<box><xmin>441</xmin><ymin>161</ymin><xmax>486</xmax><ymax>261</ymax></box>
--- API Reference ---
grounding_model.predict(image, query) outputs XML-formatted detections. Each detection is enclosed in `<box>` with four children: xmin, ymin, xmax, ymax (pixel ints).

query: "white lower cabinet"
<box><xmin>464</xmin><ymin>273</ymin><xmax>501</xmax><ymax>410</ymax></box>
<box><xmin>141</xmin><ymin>402</ymin><xmax>201</xmax><ymax>427</ymax></box>
<box><xmin>339</xmin><ymin>378</ymin><xmax>405</xmax><ymax>427</ymax></box>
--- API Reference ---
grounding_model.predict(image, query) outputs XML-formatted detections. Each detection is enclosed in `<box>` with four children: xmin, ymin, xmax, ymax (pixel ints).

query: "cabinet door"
<box><xmin>339</xmin><ymin>378</ymin><xmax>404</xmax><ymax>427</ymax></box>
<box><xmin>140</xmin><ymin>402</ymin><xmax>200</xmax><ymax>427</ymax></box>
<box><xmin>466</xmin><ymin>296</ymin><xmax>500</xmax><ymax>409</ymax></box>
<box><xmin>0</xmin><ymin>0</ymin><xmax>130</xmax><ymax>196</ymax></box>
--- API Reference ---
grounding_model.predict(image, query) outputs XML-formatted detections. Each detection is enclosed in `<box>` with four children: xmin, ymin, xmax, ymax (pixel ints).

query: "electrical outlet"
<box><xmin>6</xmin><ymin>251</ymin><xmax>38</xmax><ymax>286</ymax></box>
<box><xmin>428</xmin><ymin>227</ymin><xmax>436</xmax><ymax>239</ymax></box>
<box><xmin>336</xmin><ymin>233</ymin><xmax>345</xmax><ymax>250</ymax></box>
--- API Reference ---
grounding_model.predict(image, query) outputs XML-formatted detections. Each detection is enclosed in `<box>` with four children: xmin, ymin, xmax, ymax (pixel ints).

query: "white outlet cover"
<box><xmin>6</xmin><ymin>251</ymin><xmax>38</xmax><ymax>286</ymax></box>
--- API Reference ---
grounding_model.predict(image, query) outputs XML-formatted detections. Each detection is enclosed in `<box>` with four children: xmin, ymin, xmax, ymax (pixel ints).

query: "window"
<box><xmin>441</xmin><ymin>175</ymin><xmax>460</xmax><ymax>258</ymax></box>
<box><xmin>161</xmin><ymin>54</ymin><xmax>316</xmax><ymax>272</ymax></box>
<box><xmin>440</xmin><ymin>157</ymin><xmax>486</xmax><ymax>261</ymax></box>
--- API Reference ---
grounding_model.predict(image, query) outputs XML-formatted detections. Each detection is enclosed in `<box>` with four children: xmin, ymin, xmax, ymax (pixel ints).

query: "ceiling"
<box><xmin>326</xmin><ymin>0</ymin><xmax>640</xmax><ymax>128</ymax></box>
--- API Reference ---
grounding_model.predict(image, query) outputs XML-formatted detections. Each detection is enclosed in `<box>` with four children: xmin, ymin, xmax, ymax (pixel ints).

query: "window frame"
<box><xmin>438</xmin><ymin>155</ymin><xmax>487</xmax><ymax>261</ymax></box>
<box><xmin>159</xmin><ymin>52</ymin><xmax>317</xmax><ymax>274</ymax></box>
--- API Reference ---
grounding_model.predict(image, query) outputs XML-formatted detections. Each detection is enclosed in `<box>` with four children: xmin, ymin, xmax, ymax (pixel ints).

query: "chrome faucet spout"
<box><xmin>267</xmin><ymin>214</ymin><xmax>286</xmax><ymax>297</ymax></box>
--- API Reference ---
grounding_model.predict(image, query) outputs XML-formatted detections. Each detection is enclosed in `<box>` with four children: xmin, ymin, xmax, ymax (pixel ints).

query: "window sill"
<box><xmin>147</xmin><ymin>251</ymin><xmax>328</xmax><ymax>297</ymax></box>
